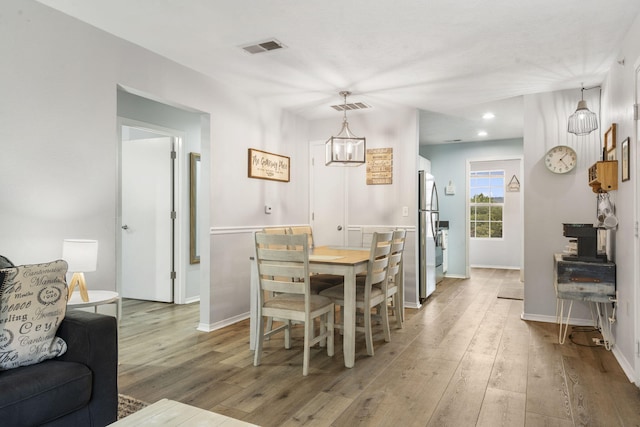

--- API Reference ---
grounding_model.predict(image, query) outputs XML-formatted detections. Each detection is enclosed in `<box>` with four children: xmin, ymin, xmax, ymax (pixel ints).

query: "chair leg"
<box><xmin>284</xmin><ymin>320</ymin><xmax>292</xmax><ymax>349</ymax></box>
<box><xmin>381</xmin><ymin>302</ymin><xmax>391</xmax><ymax>343</ymax></box>
<box><xmin>393</xmin><ymin>294</ymin><xmax>403</xmax><ymax>329</ymax></box>
<box><xmin>319</xmin><ymin>315</ymin><xmax>326</xmax><ymax>348</ymax></box>
<box><xmin>327</xmin><ymin>310</ymin><xmax>334</xmax><ymax>357</ymax></box>
<box><xmin>266</xmin><ymin>317</ymin><xmax>273</xmax><ymax>340</ymax></box>
<box><xmin>303</xmin><ymin>318</ymin><xmax>312</xmax><ymax>376</ymax></box>
<box><xmin>254</xmin><ymin>315</ymin><xmax>265</xmax><ymax>367</ymax></box>
<box><xmin>364</xmin><ymin>308</ymin><xmax>374</xmax><ymax>356</ymax></box>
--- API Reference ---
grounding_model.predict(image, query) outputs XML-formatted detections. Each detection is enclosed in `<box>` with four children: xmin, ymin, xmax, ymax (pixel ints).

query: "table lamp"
<box><xmin>62</xmin><ymin>239</ymin><xmax>98</xmax><ymax>302</ymax></box>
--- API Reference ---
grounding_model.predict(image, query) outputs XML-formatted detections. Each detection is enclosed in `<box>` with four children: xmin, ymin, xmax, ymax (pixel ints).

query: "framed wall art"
<box><xmin>604</xmin><ymin>123</ymin><xmax>617</xmax><ymax>160</ymax></box>
<box><xmin>190</xmin><ymin>152</ymin><xmax>201</xmax><ymax>264</ymax></box>
<box><xmin>248</xmin><ymin>148</ymin><xmax>290</xmax><ymax>182</ymax></box>
<box><xmin>621</xmin><ymin>137</ymin><xmax>630</xmax><ymax>182</ymax></box>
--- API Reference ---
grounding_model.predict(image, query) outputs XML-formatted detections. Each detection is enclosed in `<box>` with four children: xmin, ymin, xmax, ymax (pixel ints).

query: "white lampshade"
<box><xmin>62</xmin><ymin>239</ymin><xmax>98</xmax><ymax>272</ymax></box>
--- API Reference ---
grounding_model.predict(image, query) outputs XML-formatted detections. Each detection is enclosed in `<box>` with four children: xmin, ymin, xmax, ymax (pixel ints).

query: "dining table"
<box><xmin>250</xmin><ymin>245</ymin><xmax>370</xmax><ymax>369</ymax></box>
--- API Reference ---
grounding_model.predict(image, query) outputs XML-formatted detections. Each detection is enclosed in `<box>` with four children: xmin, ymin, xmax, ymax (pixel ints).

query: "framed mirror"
<box><xmin>190</xmin><ymin>152</ymin><xmax>201</xmax><ymax>264</ymax></box>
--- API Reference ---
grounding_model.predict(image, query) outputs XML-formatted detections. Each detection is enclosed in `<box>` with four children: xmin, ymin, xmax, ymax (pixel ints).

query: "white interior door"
<box><xmin>310</xmin><ymin>141</ymin><xmax>346</xmax><ymax>246</ymax></box>
<box><xmin>121</xmin><ymin>135</ymin><xmax>174</xmax><ymax>302</ymax></box>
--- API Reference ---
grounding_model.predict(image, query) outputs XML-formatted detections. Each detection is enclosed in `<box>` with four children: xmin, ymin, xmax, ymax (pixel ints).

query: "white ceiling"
<box><xmin>37</xmin><ymin>0</ymin><xmax>640</xmax><ymax>144</ymax></box>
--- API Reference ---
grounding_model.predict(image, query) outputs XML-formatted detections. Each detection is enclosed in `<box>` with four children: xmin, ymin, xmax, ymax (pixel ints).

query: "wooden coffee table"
<box><xmin>109</xmin><ymin>398</ymin><xmax>258</xmax><ymax>426</ymax></box>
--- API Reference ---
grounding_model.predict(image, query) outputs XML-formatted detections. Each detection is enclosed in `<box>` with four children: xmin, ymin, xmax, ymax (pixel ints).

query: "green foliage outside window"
<box><xmin>470</xmin><ymin>171</ymin><xmax>504</xmax><ymax>238</ymax></box>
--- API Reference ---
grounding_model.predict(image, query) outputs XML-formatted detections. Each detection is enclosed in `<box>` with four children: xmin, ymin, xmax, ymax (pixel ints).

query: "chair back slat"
<box><xmin>255</xmin><ymin>232</ymin><xmax>309</xmax><ymax>296</ymax></box>
<box><xmin>289</xmin><ymin>225</ymin><xmax>314</xmax><ymax>249</ymax></box>
<box><xmin>364</xmin><ymin>231</ymin><xmax>393</xmax><ymax>291</ymax></box>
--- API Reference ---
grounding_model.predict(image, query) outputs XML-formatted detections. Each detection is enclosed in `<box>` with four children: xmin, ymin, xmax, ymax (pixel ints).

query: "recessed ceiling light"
<box><xmin>483</xmin><ymin>112</ymin><xmax>495</xmax><ymax>120</ymax></box>
<box><xmin>478</xmin><ymin>131</ymin><xmax>488</xmax><ymax>137</ymax></box>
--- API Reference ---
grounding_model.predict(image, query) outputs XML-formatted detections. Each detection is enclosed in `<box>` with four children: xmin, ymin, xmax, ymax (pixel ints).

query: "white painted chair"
<box><xmin>253</xmin><ymin>232</ymin><xmax>334</xmax><ymax>376</ymax></box>
<box><xmin>289</xmin><ymin>225</ymin><xmax>344</xmax><ymax>294</ymax></box>
<box><xmin>320</xmin><ymin>231</ymin><xmax>393</xmax><ymax>356</ymax></box>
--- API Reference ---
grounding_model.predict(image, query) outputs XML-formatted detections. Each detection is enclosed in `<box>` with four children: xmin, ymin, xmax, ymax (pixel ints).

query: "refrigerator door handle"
<box><xmin>430</xmin><ymin>211</ymin><xmax>440</xmax><ymax>242</ymax></box>
<box><xmin>431</xmin><ymin>181</ymin><xmax>439</xmax><ymax>211</ymax></box>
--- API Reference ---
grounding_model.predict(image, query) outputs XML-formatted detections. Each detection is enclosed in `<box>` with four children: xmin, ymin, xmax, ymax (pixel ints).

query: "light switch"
<box><xmin>265</xmin><ymin>205</ymin><xmax>272</xmax><ymax>214</ymax></box>
<box><xmin>402</xmin><ymin>206</ymin><xmax>409</xmax><ymax>217</ymax></box>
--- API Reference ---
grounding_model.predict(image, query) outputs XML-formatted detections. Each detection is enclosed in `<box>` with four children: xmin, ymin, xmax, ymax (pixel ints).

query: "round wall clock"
<box><xmin>544</xmin><ymin>145</ymin><xmax>577</xmax><ymax>174</ymax></box>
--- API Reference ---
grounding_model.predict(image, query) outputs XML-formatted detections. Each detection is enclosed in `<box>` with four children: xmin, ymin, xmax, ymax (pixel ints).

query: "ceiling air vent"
<box><xmin>241</xmin><ymin>39</ymin><xmax>286</xmax><ymax>54</ymax></box>
<box><xmin>331</xmin><ymin>102</ymin><xmax>371</xmax><ymax>112</ymax></box>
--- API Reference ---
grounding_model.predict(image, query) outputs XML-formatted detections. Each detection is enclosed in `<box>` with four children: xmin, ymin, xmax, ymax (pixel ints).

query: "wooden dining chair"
<box><xmin>254</xmin><ymin>232</ymin><xmax>335</xmax><ymax>376</ymax></box>
<box><xmin>381</xmin><ymin>229</ymin><xmax>406</xmax><ymax>328</ymax></box>
<box><xmin>355</xmin><ymin>229</ymin><xmax>406</xmax><ymax>329</ymax></box>
<box><xmin>319</xmin><ymin>231</ymin><xmax>393</xmax><ymax>357</ymax></box>
<box><xmin>288</xmin><ymin>225</ymin><xmax>344</xmax><ymax>293</ymax></box>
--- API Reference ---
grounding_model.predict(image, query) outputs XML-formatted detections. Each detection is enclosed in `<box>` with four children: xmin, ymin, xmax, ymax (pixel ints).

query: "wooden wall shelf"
<box><xmin>588</xmin><ymin>161</ymin><xmax>618</xmax><ymax>193</ymax></box>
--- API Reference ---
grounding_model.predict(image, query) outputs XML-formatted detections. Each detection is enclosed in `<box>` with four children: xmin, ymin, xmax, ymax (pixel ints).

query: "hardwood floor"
<box><xmin>117</xmin><ymin>269</ymin><xmax>640</xmax><ymax>426</ymax></box>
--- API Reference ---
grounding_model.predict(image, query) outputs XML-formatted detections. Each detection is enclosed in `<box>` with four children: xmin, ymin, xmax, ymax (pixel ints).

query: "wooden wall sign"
<box><xmin>366</xmin><ymin>148</ymin><xmax>393</xmax><ymax>185</ymax></box>
<box><xmin>248</xmin><ymin>148</ymin><xmax>290</xmax><ymax>182</ymax></box>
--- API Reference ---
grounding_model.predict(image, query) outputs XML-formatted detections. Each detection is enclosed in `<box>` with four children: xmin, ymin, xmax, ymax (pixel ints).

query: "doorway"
<box><xmin>119</xmin><ymin>123</ymin><xmax>183</xmax><ymax>302</ymax></box>
<box><xmin>466</xmin><ymin>157</ymin><xmax>524</xmax><ymax>278</ymax></box>
<box><xmin>309</xmin><ymin>141</ymin><xmax>347</xmax><ymax>246</ymax></box>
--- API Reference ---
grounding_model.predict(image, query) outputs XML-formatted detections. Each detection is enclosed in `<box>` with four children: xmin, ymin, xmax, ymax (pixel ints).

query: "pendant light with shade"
<box><xmin>325</xmin><ymin>91</ymin><xmax>366</xmax><ymax>166</ymax></box>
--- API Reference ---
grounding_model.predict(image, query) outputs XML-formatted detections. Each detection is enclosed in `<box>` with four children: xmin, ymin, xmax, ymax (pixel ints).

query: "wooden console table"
<box><xmin>553</xmin><ymin>254</ymin><xmax>616</xmax><ymax>348</ymax></box>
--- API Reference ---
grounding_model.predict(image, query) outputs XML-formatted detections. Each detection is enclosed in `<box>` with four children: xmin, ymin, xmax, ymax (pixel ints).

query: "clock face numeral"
<box><xmin>544</xmin><ymin>146</ymin><xmax>577</xmax><ymax>174</ymax></box>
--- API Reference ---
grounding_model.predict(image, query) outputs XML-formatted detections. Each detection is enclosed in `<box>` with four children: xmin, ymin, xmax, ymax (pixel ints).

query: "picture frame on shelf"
<box><xmin>604</xmin><ymin>123</ymin><xmax>617</xmax><ymax>160</ymax></box>
<box><xmin>621</xmin><ymin>137</ymin><xmax>630</xmax><ymax>182</ymax></box>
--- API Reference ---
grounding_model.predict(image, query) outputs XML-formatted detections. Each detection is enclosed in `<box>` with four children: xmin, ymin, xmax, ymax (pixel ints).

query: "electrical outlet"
<box><xmin>402</xmin><ymin>206</ymin><xmax>409</xmax><ymax>217</ymax></box>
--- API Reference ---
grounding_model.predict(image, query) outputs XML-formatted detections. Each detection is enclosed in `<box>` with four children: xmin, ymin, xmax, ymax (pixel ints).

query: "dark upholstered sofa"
<box><xmin>0</xmin><ymin>255</ymin><xmax>118</xmax><ymax>426</ymax></box>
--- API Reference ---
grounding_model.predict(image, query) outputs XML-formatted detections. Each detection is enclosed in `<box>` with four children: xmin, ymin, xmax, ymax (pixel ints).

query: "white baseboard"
<box><xmin>612</xmin><ymin>345</ymin><xmax>637</xmax><ymax>383</ymax></box>
<box><xmin>444</xmin><ymin>274</ymin><xmax>467</xmax><ymax>279</ymax></box>
<box><xmin>471</xmin><ymin>264</ymin><xmax>520</xmax><ymax>270</ymax></box>
<box><xmin>197</xmin><ymin>311</ymin><xmax>249</xmax><ymax>332</ymax></box>
<box><xmin>404</xmin><ymin>302</ymin><xmax>422</xmax><ymax>309</ymax></box>
<box><xmin>183</xmin><ymin>296</ymin><xmax>200</xmax><ymax>305</ymax></box>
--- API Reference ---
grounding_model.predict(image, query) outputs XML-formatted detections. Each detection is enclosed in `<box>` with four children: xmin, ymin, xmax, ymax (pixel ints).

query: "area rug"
<box><xmin>118</xmin><ymin>394</ymin><xmax>148</xmax><ymax>420</ymax></box>
<box><xmin>497</xmin><ymin>281</ymin><xmax>524</xmax><ymax>300</ymax></box>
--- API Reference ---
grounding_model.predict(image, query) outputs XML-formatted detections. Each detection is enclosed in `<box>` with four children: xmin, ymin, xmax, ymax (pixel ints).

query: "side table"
<box><xmin>68</xmin><ymin>290</ymin><xmax>120</xmax><ymax>321</ymax></box>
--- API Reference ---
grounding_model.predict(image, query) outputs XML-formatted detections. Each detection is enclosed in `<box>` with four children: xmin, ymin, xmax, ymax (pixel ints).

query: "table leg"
<box><xmin>343</xmin><ymin>269</ymin><xmax>356</xmax><ymax>368</ymax></box>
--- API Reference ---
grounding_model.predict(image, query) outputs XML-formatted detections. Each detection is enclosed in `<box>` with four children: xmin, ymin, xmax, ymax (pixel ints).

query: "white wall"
<box><xmin>0</xmin><ymin>0</ymin><xmax>309</xmax><ymax>331</ymax></box>
<box><xmin>308</xmin><ymin>108</ymin><xmax>421</xmax><ymax>306</ymax></box>
<box><xmin>598</xmin><ymin>11</ymin><xmax>640</xmax><ymax>380</ymax></box>
<box><xmin>469</xmin><ymin>159</ymin><xmax>522</xmax><ymax>269</ymax></box>
<box><xmin>420</xmin><ymin>139</ymin><xmax>524</xmax><ymax>278</ymax></box>
<box><xmin>522</xmin><ymin>87</ymin><xmax>605</xmax><ymax>325</ymax></box>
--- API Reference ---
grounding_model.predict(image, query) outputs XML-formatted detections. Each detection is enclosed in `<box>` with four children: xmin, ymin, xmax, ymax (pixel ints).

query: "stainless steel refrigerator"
<box><xmin>418</xmin><ymin>170</ymin><xmax>440</xmax><ymax>300</ymax></box>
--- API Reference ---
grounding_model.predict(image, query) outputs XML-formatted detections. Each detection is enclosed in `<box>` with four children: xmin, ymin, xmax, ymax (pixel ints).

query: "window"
<box><xmin>470</xmin><ymin>170</ymin><xmax>504</xmax><ymax>238</ymax></box>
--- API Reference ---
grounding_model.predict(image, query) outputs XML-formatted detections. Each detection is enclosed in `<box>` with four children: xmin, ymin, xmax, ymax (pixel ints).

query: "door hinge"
<box><xmin>311</xmin><ymin>157</ymin><xmax>315</xmax><ymax>166</ymax></box>
<box><xmin>170</xmin><ymin>271</ymin><xmax>176</xmax><ymax>280</ymax></box>
<box><xmin>312</xmin><ymin>212</ymin><xmax>315</xmax><ymax>221</ymax></box>
<box><xmin>634</xmin><ymin>104</ymin><xmax>639</xmax><ymax>121</ymax></box>
<box><xmin>171</xmin><ymin>211</ymin><xmax>176</xmax><ymax>219</ymax></box>
<box><xmin>171</xmin><ymin>150</ymin><xmax>177</xmax><ymax>159</ymax></box>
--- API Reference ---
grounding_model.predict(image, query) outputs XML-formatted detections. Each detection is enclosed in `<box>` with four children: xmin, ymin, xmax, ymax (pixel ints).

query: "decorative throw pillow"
<box><xmin>0</xmin><ymin>260</ymin><xmax>68</xmax><ymax>370</ymax></box>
